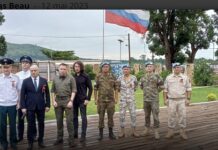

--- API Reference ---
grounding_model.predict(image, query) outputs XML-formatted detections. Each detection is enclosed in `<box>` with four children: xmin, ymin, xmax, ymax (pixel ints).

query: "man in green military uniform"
<box><xmin>140</xmin><ymin>62</ymin><xmax>164</xmax><ymax>140</ymax></box>
<box><xmin>51</xmin><ymin>63</ymin><xmax>77</xmax><ymax>147</ymax></box>
<box><xmin>94</xmin><ymin>62</ymin><xmax>118</xmax><ymax>140</ymax></box>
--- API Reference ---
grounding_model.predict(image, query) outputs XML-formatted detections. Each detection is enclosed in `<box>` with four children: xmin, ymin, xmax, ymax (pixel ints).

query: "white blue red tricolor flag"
<box><xmin>105</xmin><ymin>10</ymin><xmax>150</xmax><ymax>34</ymax></box>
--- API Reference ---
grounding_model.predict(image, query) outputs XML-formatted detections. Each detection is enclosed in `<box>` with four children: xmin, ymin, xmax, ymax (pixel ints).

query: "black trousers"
<box><xmin>27</xmin><ymin>108</ymin><xmax>45</xmax><ymax>144</ymax></box>
<box><xmin>0</xmin><ymin>105</ymin><xmax>17</xmax><ymax>149</ymax></box>
<box><xmin>17</xmin><ymin>109</ymin><xmax>37</xmax><ymax>140</ymax></box>
<box><xmin>73</xmin><ymin>101</ymin><xmax>87</xmax><ymax>137</ymax></box>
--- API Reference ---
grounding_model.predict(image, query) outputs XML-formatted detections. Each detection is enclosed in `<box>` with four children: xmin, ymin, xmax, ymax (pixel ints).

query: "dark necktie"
<box><xmin>34</xmin><ymin>78</ymin><xmax>37</xmax><ymax>91</ymax></box>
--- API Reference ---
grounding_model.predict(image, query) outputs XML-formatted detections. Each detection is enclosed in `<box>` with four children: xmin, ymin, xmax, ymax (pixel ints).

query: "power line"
<box><xmin>0</xmin><ymin>33</ymin><xmax>127</xmax><ymax>39</ymax></box>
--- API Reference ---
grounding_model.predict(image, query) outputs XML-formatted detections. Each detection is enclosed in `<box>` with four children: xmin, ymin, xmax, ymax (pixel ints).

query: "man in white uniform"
<box><xmin>0</xmin><ymin>58</ymin><xmax>20</xmax><ymax>150</ymax></box>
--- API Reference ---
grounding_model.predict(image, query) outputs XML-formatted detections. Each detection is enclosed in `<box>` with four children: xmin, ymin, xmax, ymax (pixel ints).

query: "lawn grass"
<box><xmin>45</xmin><ymin>85</ymin><xmax>218</xmax><ymax>120</ymax></box>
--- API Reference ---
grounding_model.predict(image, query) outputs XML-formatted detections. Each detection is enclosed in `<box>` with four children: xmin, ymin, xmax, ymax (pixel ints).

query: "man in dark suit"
<box><xmin>20</xmin><ymin>64</ymin><xmax>50</xmax><ymax>150</ymax></box>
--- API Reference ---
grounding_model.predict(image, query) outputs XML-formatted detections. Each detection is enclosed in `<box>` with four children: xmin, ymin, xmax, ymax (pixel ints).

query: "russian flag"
<box><xmin>105</xmin><ymin>10</ymin><xmax>150</xmax><ymax>34</ymax></box>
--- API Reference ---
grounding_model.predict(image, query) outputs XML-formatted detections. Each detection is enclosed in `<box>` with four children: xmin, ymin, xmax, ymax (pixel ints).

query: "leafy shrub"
<box><xmin>194</xmin><ymin>61</ymin><xmax>214</xmax><ymax>86</ymax></box>
<box><xmin>207</xmin><ymin>93</ymin><xmax>217</xmax><ymax>101</ymax></box>
<box><xmin>160</xmin><ymin>70</ymin><xmax>171</xmax><ymax>81</ymax></box>
<box><xmin>136</xmin><ymin>70</ymin><xmax>145</xmax><ymax>81</ymax></box>
<box><xmin>85</xmin><ymin>64</ymin><xmax>96</xmax><ymax>80</ymax></box>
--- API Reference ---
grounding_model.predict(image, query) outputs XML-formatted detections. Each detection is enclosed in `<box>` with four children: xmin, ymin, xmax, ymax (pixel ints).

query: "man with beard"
<box><xmin>51</xmin><ymin>63</ymin><xmax>77</xmax><ymax>147</ymax></box>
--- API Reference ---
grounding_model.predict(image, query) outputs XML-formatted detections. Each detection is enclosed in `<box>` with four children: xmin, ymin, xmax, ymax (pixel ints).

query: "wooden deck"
<box><xmin>16</xmin><ymin>101</ymin><xmax>218</xmax><ymax>150</ymax></box>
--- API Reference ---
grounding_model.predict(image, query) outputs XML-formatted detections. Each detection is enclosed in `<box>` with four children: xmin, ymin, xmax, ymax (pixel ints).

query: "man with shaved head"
<box><xmin>20</xmin><ymin>64</ymin><xmax>50</xmax><ymax>150</ymax></box>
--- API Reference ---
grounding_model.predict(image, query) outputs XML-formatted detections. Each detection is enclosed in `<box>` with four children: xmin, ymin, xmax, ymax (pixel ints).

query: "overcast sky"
<box><xmin>0</xmin><ymin>10</ymin><xmax>216</xmax><ymax>60</ymax></box>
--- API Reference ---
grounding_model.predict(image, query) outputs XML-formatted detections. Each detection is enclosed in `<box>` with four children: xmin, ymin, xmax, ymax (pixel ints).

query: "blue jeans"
<box><xmin>0</xmin><ymin>105</ymin><xmax>17</xmax><ymax>148</ymax></box>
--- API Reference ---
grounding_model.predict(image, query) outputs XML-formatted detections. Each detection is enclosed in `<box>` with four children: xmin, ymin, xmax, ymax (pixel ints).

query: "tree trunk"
<box><xmin>164</xmin><ymin>35</ymin><xmax>174</xmax><ymax>71</ymax></box>
<box><xmin>187</xmin><ymin>44</ymin><xmax>198</xmax><ymax>63</ymax></box>
<box><xmin>165</xmin><ymin>51</ymin><xmax>172</xmax><ymax>71</ymax></box>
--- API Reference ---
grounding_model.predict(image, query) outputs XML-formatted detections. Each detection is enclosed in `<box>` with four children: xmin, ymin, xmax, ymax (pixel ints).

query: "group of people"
<box><xmin>94</xmin><ymin>61</ymin><xmax>191</xmax><ymax>142</ymax></box>
<box><xmin>0</xmin><ymin>56</ymin><xmax>51</xmax><ymax>150</ymax></box>
<box><xmin>0</xmin><ymin>56</ymin><xmax>93</xmax><ymax>150</ymax></box>
<box><xmin>0</xmin><ymin>55</ymin><xmax>192</xmax><ymax>150</ymax></box>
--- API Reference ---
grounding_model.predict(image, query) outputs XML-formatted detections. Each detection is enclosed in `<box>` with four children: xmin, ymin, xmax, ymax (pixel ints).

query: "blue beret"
<box><xmin>20</xmin><ymin>55</ymin><xmax>32</xmax><ymax>63</ymax></box>
<box><xmin>122</xmin><ymin>65</ymin><xmax>131</xmax><ymax>69</ymax></box>
<box><xmin>145</xmin><ymin>61</ymin><xmax>154</xmax><ymax>67</ymax></box>
<box><xmin>0</xmin><ymin>58</ymin><xmax>14</xmax><ymax>65</ymax></box>
<box><xmin>100</xmin><ymin>62</ymin><xmax>110</xmax><ymax>68</ymax></box>
<box><xmin>172</xmin><ymin>62</ymin><xmax>181</xmax><ymax>68</ymax></box>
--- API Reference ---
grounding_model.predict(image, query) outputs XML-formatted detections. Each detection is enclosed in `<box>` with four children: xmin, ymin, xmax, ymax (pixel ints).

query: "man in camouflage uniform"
<box><xmin>51</xmin><ymin>63</ymin><xmax>77</xmax><ymax>147</ymax></box>
<box><xmin>117</xmin><ymin>65</ymin><xmax>139</xmax><ymax>138</ymax></box>
<box><xmin>164</xmin><ymin>63</ymin><xmax>192</xmax><ymax>140</ymax></box>
<box><xmin>94</xmin><ymin>62</ymin><xmax>118</xmax><ymax>140</ymax></box>
<box><xmin>140</xmin><ymin>62</ymin><xmax>164</xmax><ymax>140</ymax></box>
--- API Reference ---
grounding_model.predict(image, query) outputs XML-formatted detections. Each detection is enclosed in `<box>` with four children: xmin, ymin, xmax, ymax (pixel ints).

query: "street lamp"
<box><xmin>118</xmin><ymin>39</ymin><xmax>124</xmax><ymax>62</ymax></box>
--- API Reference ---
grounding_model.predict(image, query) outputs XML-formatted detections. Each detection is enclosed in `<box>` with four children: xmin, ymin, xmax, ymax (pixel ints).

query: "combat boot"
<box><xmin>154</xmin><ymin>128</ymin><xmax>160</xmax><ymax>140</ymax></box>
<box><xmin>132</xmin><ymin>127</ymin><xmax>139</xmax><ymax>137</ymax></box>
<box><xmin>180</xmin><ymin>128</ymin><xmax>188</xmax><ymax>140</ymax></box>
<box><xmin>165</xmin><ymin>128</ymin><xmax>174</xmax><ymax>139</ymax></box>
<box><xmin>109</xmin><ymin>127</ymin><xmax>116</xmax><ymax>140</ymax></box>
<box><xmin>97</xmin><ymin>128</ymin><xmax>103</xmax><ymax>141</ymax></box>
<box><xmin>141</xmin><ymin>127</ymin><xmax>149</xmax><ymax>136</ymax></box>
<box><xmin>118</xmin><ymin>127</ymin><xmax>125</xmax><ymax>138</ymax></box>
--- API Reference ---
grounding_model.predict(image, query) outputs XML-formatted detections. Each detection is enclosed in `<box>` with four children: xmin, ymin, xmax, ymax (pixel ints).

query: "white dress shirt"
<box><xmin>0</xmin><ymin>73</ymin><xmax>20</xmax><ymax>106</ymax></box>
<box><xmin>16</xmin><ymin>70</ymin><xmax>31</xmax><ymax>88</ymax></box>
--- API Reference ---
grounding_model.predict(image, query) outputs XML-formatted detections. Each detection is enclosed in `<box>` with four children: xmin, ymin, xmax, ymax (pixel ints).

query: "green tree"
<box><xmin>147</xmin><ymin>10</ymin><xmax>215</xmax><ymax>71</ymax></box>
<box><xmin>215</xmin><ymin>49</ymin><xmax>218</xmax><ymax>60</ymax></box>
<box><xmin>185</xmin><ymin>11</ymin><xmax>215</xmax><ymax>63</ymax></box>
<box><xmin>0</xmin><ymin>12</ymin><xmax>6</xmax><ymax>56</ymax></box>
<box><xmin>193</xmin><ymin>60</ymin><xmax>214</xmax><ymax>86</ymax></box>
<box><xmin>213</xmin><ymin>10</ymin><xmax>218</xmax><ymax>45</ymax></box>
<box><xmin>160</xmin><ymin>70</ymin><xmax>171</xmax><ymax>81</ymax></box>
<box><xmin>84</xmin><ymin>64</ymin><xmax>96</xmax><ymax>80</ymax></box>
<box><xmin>174</xmin><ymin>51</ymin><xmax>186</xmax><ymax>64</ymax></box>
<box><xmin>41</xmin><ymin>48</ymin><xmax>79</xmax><ymax>60</ymax></box>
<box><xmin>0</xmin><ymin>36</ymin><xmax>7</xmax><ymax>56</ymax></box>
<box><xmin>136</xmin><ymin>70</ymin><xmax>145</xmax><ymax>81</ymax></box>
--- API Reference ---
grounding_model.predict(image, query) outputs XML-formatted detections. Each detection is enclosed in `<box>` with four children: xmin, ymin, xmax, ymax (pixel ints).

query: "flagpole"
<box><xmin>102</xmin><ymin>10</ymin><xmax>105</xmax><ymax>61</ymax></box>
<box><xmin>128</xmin><ymin>33</ymin><xmax>131</xmax><ymax>65</ymax></box>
